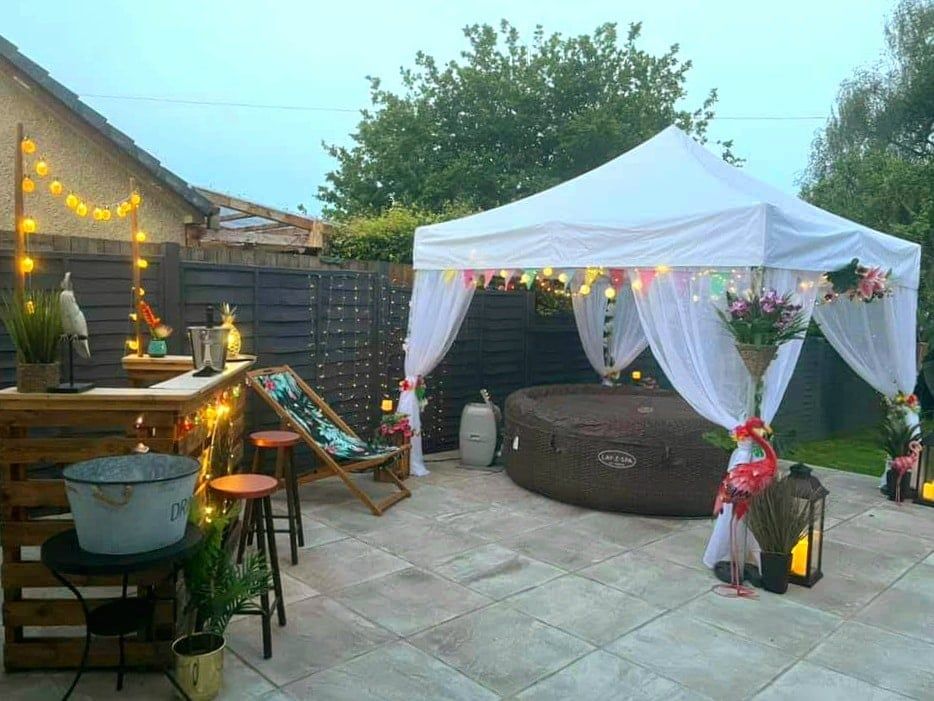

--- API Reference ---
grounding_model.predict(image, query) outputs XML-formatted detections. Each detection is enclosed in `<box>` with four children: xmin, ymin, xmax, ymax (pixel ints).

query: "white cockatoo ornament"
<box><xmin>59</xmin><ymin>272</ymin><xmax>90</xmax><ymax>358</ymax></box>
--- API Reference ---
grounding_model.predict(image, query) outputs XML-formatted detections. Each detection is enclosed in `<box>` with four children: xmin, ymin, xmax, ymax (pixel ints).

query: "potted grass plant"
<box><xmin>746</xmin><ymin>475</ymin><xmax>812</xmax><ymax>594</ymax></box>
<box><xmin>1</xmin><ymin>290</ymin><xmax>63</xmax><ymax>392</ymax></box>
<box><xmin>175</xmin><ymin>507</ymin><xmax>272</xmax><ymax>701</ymax></box>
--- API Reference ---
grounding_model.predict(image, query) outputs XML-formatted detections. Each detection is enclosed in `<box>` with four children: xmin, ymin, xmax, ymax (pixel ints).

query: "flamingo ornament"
<box><xmin>712</xmin><ymin>416</ymin><xmax>778</xmax><ymax>598</ymax></box>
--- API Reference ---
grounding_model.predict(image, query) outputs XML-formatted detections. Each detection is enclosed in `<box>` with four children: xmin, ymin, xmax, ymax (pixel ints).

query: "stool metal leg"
<box><xmin>253</xmin><ymin>497</ymin><xmax>273</xmax><ymax>659</ymax></box>
<box><xmin>288</xmin><ymin>447</ymin><xmax>305</xmax><ymax>547</ymax></box>
<box><xmin>263</xmin><ymin>495</ymin><xmax>287</xmax><ymax>627</ymax></box>
<box><xmin>236</xmin><ymin>498</ymin><xmax>253</xmax><ymax>565</ymax></box>
<box><xmin>280</xmin><ymin>447</ymin><xmax>299</xmax><ymax>565</ymax></box>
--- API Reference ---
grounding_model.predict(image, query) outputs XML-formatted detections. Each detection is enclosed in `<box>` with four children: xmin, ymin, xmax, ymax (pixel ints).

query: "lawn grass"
<box><xmin>786</xmin><ymin>430</ymin><xmax>887</xmax><ymax>477</ymax></box>
<box><xmin>786</xmin><ymin>418</ymin><xmax>931</xmax><ymax>478</ymax></box>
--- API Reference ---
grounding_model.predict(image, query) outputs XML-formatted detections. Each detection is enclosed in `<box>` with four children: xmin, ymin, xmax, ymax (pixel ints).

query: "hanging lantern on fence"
<box><xmin>787</xmin><ymin>463</ymin><xmax>828</xmax><ymax>587</ymax></box>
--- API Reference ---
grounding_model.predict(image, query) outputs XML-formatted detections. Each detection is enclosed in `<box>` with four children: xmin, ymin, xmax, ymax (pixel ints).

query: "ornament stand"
<box><xmin>712</xmin><ymin>340</ymin><xmax>776</xmax><ymax>599</ymax></box>
<box><xmin>51</xmin><ymin>334</ymin><xmax>94</xmax><ymax>394</ymax></box>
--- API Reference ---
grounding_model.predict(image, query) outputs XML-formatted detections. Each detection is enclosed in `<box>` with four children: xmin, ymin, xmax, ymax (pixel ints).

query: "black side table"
<box><xmin>40</xmin><ymin>524</ymin><xmax>203</xmax><ymax>700</ymax></box>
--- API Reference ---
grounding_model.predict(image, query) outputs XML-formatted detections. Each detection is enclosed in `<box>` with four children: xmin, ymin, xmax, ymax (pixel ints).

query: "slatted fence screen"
<box><xmin>0</xmin><ymin>234</ymin><xmax>883</xmax><ymax>453</ymax></box>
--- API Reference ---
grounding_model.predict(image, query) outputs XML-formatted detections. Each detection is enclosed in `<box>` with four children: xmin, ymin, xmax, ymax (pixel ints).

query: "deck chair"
<box><xmin>248</xmin><ymin>366</ymin><xmax>411</xmax><ymax>515</ymax></box>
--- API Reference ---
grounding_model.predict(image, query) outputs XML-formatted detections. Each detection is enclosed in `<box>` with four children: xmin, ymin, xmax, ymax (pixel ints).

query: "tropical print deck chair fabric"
<box><xmin>256</xmin><ymin>370</ymin><xmax>394</xmax><ymax>462</ymax></box>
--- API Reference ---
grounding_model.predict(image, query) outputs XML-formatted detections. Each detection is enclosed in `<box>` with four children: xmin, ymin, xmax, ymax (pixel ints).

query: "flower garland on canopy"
<box><xmin>823</xmin><ymin>258</ymin><xmax>891</xmax><ymax>303</ymax></box>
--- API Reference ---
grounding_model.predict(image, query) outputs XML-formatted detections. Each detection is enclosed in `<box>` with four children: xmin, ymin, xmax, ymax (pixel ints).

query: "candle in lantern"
<box><xmin>381</xmin><ymin>398</ymin><xmax>394</xmax><ymax>413</ymax></box>
<box><xmin>923</xmin><ymin>481</ymin><xmax>934</xmax><ymax>501</ymax></box>
<box><xmin>790</xmin><ymin>535</ymin><xmax>809</xmax><ymax>576</ymax></box>
<box><xmin>631</xmin><ymin>370</ymin><xmax>642</xmax><ymax>382</ymax></box>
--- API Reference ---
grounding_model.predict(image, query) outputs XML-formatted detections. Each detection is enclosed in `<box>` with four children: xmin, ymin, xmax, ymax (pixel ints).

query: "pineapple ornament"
<box><xmin>220</xmin><ymin>303</ymin><xmax>241</xmax><ymax>357</ymax></box>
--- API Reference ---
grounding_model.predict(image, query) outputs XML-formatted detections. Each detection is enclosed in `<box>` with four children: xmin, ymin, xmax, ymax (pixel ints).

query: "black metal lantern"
<box><xmin>914</xmin><ymin>433</ymin><xmax>934</xmax><ymax>507</ymax></box>
<box><xmin>787</xmin><ymin>463</ymin><xmax>828</xmax><ymax>587</ymax></box>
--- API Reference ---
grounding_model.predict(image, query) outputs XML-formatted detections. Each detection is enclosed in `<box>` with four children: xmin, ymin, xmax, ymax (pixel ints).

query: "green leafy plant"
<box><xmin>0</xmin><ymin>291</ymin><xmax>62</xmax><ymax>363</ymax></box>
<box><xmin>183</xmin><ymin>509</ymin><xmax>272</xmax><ymax>636</ymax></box>
<box><xmin>746</xmin><ymin>475</ymin><xmax>812</xmax><ymax>555</ymax></box>
<box><xmin>880</xmin><ymin>410</ymin><xmax>922</xmax><ymax>459</ymax></box>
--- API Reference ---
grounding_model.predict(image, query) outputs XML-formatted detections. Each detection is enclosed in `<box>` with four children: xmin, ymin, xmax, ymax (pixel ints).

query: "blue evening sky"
<box><xmin>5</xmin><ymin>1</ymin><xmax>893</xmax><ymax>216</ymax></box>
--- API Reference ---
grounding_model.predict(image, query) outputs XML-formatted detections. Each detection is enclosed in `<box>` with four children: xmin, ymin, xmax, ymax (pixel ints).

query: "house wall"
<box><xmin>0</xmin><ymin>67</ymin><xmax>199</xmax><ymax>245</ymax></box>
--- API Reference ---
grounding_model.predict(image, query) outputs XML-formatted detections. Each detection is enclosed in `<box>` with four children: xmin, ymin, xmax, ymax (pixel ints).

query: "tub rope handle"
<box><xmin>91</xmin><ymin>484</ymin><xmax>133</xmax><ymax>507</ymax></box>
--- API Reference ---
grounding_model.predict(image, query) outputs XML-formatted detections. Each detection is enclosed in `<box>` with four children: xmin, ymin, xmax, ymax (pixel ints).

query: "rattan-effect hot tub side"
<box><xmin>502</xmin><ymin>384</ymin><xmax>726</xmax><ymax>517</ymax></box>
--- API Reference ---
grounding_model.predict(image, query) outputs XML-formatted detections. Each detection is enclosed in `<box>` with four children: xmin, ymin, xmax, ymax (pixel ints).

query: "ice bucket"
<box><xmin>188</xmin><ymin>326</ymin><xmax>230</xmax><ymax>373</ymax></box>
<box><xmin>63</xmin><ymin>454</ymin><xmax>199</xmax><ymax>554</ymax></box>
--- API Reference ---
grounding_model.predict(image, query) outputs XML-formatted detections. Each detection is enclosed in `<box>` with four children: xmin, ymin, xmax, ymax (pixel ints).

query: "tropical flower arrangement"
<box><xmin>378</xmin><ymin>413</ymin><xmax>412</xmax><ymax>439</ymax></box>
<box><xmin>890</xmin><ymin>391</ymin><xmax>920</xmax><ymax>414</ymax></box>
<box><xmin>824</xmin><ymin>258</ymin><xmax>891</xmax><ymax>302</ymax></box>
<box><xmin>399</xmin><ymin>376</ymin><xmax>427</xmax><ymax>410</ymax></box>
<box><xmin>717</xmin><ymin>289</ymin><xmax>808</xmax><ymax>347</ymax></box>
<box><xmin>881</xmin><ymin>408</ymin><xmax>922</xmax><ymax>503</ymax></box>
<box><xmin>139</xmin><ymin>300</ymin><xmax>173</xmax><ymax>340</ymax></box>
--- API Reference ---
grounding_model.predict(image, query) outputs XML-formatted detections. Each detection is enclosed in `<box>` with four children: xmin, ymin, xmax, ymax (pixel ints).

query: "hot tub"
<box><xmin>502</xmin><ymin>384</ymin><xmax>726</xmax><ymax>517</ymax></box>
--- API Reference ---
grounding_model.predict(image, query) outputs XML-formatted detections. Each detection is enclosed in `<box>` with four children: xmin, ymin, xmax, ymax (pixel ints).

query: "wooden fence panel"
<box><xmin>0</xmin><ymin>236</ymin><xmax>885</xmax><ymax>455</ymax></box>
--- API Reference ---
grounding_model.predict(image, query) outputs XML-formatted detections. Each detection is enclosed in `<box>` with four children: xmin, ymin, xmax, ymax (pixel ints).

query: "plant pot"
<box><xmin>886</xmin><ymin>468</ymin><xmax>913</xmax><ymax>502</ymax></box>
<box><xmin>147</xmin><ymin>338</ymin><xmax>168</xmax><ymax>358</ymax></box>
<box><xmin>735</xmin><ymin>344</ymin><xmax>777</xmax><ymax>383</ymax></box>
<box><xmin>15</xmin><ymin>361</ymin><xmax>60</xmax><ymax>392</ymax></box>
<box><xmin>374</xmin><ymin>434</ymin><xmax>410</xmax><ymax>482</ymax></box>
<box><xmin>173</xmin><ymin>632</ymin><xmax>225</xmax><ymax>701</ymax></box>
<box><xmin>760</xmin><ymin>551</ymin><xmax>792</xmax><ymax>594</ymax></box>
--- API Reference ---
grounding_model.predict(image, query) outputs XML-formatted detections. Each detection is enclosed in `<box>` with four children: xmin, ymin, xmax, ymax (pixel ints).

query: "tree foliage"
<box><xmin>801</xmin><ymin>0</ymin><xmax>933</xmax><ymax>334</ymax></box>
<box><xmin>320</xmin><ymin>20</ymin><xmax>735</xmax><ymax>218</ymax></box>
<box><xmin>325</xmin><ymin>202</ymin><xmax>473</xmax><ymax>263</ymax></box>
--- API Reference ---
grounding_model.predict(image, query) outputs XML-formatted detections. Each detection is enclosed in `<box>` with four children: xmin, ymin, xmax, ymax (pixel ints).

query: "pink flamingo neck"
<box><xmin>748</xmin><ymin>428</ymin><xmax>777</xmax><ymax>467</ymax></box>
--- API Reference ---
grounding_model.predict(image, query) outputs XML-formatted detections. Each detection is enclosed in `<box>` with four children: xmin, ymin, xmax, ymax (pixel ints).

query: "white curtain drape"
<box><xmin>572</xmin><ymin>277</ymin><xmax>647</xmax><ymax>384</ymax></box>
<box><xmin>625</xmin><ymin>267</ymin><xmax>820</xmax><ymax>568</ymax></box>
<box><xmin>813</xmin><ymin>286</ymin><xmax>917</xmax><ymax>399</ymax></box>
<box><xmin>813</xmin><ymin>286</ymin><xmax>919</xmax><ymax>485</ymax></box>
<box><xmin>399</xmin><ymin>270</ymin><xmax>476</xmax><ymax>476</ymax></box>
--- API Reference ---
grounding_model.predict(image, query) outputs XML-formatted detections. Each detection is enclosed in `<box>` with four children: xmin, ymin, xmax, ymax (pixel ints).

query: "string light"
<box><xmin>135</xmin><ymin>230</ymin><xmax>147</xmax><ymax>243</ymax></box>
<box><xmin>76</xmin><ymin>202</ymin><xmax>88</xmax><ymax>217</ymax></box>
<box><xmin>543</xmin><ymin>266</ymin><xmax>554</xmax><ymax>277</ymax></box>
<box><xmin>21</xmin><ymin>217</ymin><xmax>37</xmax><ymax>234</ymax></box>
<box><xmin>49</xmin><ymin>180</ymin><xmax>63</xmax><ymax>196</ymax></box>
<box><xmin>604</xmin><ymin>286</ymin><xmax>616</xmax><ymax>299</ymax></box>
<box><xmin>20</xmin><ymin>137</ymin><xmax>36</xmax><ymax>154</ymax></box>
<box><xmin>579</xmin><ymin>283</ymin><xmax>591</xmax><ymax>296</ymax></box>
<box><xmin>65</xmin><ymin>193</ymin><xmax>78</xmax><ymax>209</ymax></box>
<box><xmin>35</xmin><ymin>160</ymin><xmax>49</xmax><ymax>177</ymax></box>
<box><xmin>21</xmin><ymin>176</ymin><xmax>35</xmax><ymax>193</ymax></box>
<box><xmin>19</xmin><ymin>256</ymin><xmax>34</xmax><ymax>274</ymax></box>
<box><xmin>136</xmin><ymin>258</ymin><xmax>148</xmax><ymax>269</ymax></box>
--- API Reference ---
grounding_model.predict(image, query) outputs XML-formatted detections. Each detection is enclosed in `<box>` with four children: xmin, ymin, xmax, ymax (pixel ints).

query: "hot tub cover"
<box><xmin>503</xmin><ymin>384</ymin><xmax>727</xmax><ymax>516</ymax></box>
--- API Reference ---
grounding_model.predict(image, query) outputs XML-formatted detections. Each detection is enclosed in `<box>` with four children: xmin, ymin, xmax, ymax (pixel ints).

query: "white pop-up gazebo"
<box><xmin>399</xmin><ymin>125</ymin><xmax>921</xmax><ymax>567</ymax></box>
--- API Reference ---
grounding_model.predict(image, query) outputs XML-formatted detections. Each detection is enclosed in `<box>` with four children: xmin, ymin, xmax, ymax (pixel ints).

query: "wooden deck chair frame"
<box><xmin>247</xmin><ymin>366</ymin><xmax>411</xmax><ymax>516</ymax></box>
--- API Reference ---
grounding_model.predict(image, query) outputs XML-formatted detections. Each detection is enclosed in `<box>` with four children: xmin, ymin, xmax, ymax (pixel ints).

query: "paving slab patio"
<box><xmin>2</xmin><ymin>457</ymin><xmax>934</xmax><ymax>700</ymax></box>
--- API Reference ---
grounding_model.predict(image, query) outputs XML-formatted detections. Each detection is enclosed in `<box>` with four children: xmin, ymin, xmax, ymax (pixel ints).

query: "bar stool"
<box><xmin>209</xmin><ymin>473</ymin><xmax>286</xmax><ymax>659</ymax></box>
<box><xmin>247</xmin><ymin>430</ymin><xmax>304</xmax><ymax>565</ymax></box>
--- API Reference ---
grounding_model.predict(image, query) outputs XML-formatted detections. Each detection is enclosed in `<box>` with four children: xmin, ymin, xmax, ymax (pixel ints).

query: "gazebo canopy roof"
<box><xmin>413</xmin><ymin>126</ymin><xmax>920</xmax><ymax>289</ymax></box>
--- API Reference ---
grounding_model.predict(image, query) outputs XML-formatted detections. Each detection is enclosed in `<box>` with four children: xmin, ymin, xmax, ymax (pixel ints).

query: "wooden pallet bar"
<box><xmin>0</xmin><ymin>357</ymin><xmax>254</xmax><ymax>671</ymax></box>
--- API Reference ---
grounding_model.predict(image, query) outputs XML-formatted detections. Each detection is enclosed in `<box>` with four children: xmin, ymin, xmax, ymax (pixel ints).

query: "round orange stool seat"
<box><xmin>210</xmin><ymin>473</ymin><xmax>278</xmax><ymax>500</ymax></box>
<box><xmin>249</xmin><ymin>430</ymin><xmax>301</xmax><ymax>449</ymax></box>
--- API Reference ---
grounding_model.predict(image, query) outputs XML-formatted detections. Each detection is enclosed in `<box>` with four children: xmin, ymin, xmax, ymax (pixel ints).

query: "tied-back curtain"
<box><xmin>812</xmin><ymin>286</ymin><xmax>917</xmax><ymax>399</ymax></box>
<box><xmin>625</xmin><ymin>267</ymin><xmax>820</xmax><ymax>567</ymax></box>
<box><xmin>571</xmin><ymin>277</ymin><xmax>647</xmax><ymax>384</ymax></box>
<box><xmin>813</xmin><ymin>286</ymin><xmax>919</xmax><ymax>485</ymax></box>
<box><xmin>399</xmin><ymin>270</ymin><xmax>476</xmax><ymax>475</ymax></box>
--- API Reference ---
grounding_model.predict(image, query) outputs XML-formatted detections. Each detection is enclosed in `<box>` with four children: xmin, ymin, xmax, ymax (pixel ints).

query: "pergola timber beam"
<box><xmin>195</xmin><ymin>187</ymin><xmax>321</xmax><ymax>231</ymax></box>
